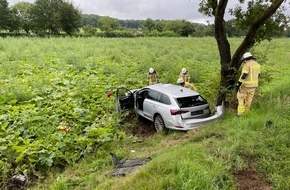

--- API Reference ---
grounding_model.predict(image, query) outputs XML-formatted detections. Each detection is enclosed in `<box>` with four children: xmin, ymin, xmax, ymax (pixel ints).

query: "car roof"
<box><xmin>147</xmin><ymin>83</ymin><xmax>199</xmax><ymax>98</ymax></box>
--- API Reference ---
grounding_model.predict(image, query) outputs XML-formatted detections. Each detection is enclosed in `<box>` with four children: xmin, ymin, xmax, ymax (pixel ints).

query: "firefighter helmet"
<box><xmin>181</xmin><ymin>68</ymin><xmax>187</xmax><ymax>74</ymax></box>
<box><xmin>177</xmin><ymin>78</ymin><xmax>184</xmax><ymax>84</ymax></box>
<box><xmin>241</xmin><ymin>52</ymin><xmax>253</xmax><ymax>61</ymax></box>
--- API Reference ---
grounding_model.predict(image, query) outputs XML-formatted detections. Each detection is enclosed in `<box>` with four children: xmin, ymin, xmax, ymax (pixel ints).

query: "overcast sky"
<box><xmin>7</xmin><ymin>0</ymin><xmax>290</xmax><ymax>24</ymax></box>
<box><xmin>5</xmin><ymin>0</ymin><xmax>220</xmax><ymax>23</ymax></box>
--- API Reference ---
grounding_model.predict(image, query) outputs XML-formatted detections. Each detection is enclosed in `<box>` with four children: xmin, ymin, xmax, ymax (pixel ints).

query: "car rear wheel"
<box><xmin>154</xmin><ymin>114</ymin><xmax>165</xmax><ymax>132</ymax></box>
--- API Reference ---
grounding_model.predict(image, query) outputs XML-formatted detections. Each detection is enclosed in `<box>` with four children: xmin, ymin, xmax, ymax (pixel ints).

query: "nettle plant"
<box><xmin>0</xmin><ymin>61</ymin><xmax>125</xmax><ymax>183</ymax></box>
<box><xmin>0</xmin><ymin>37</ymin><xmax>222</xmax><ymax>184</ymax></box>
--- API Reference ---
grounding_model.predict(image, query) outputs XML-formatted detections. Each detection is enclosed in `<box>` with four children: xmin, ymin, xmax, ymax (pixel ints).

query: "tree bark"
<box><xmin>214</xmin><ymin>0</ymin><xmax>233</xmax><ymax>106</ymax></box>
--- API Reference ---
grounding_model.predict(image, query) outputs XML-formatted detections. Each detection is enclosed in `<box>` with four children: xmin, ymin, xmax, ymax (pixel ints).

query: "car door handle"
<box><xmin>153</xmin><ymin>105</ymin><xmax>156</xmax><ymax>108</ymax></box>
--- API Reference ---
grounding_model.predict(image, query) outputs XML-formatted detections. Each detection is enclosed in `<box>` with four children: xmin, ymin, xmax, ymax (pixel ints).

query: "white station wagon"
<box><xmin>117</xmin><ymin>84</ymin><xmax>224</xmax><ymax>131</ymax></box>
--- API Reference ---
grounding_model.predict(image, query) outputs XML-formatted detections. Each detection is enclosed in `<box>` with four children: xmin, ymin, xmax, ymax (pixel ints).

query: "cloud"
<box><xmin>8</xmin><ymin>0</ymin><xmax>290</xmax><ymax>24</ymax></box>
<box><xmin>8</xmin><ymin>0</ymin><xmax>210</xmax><ymax>23</ymax></box>
<box><xmin>76</xmin><ymin>0</ymin><xmax>208</xmax><ymax>22</ymax></box>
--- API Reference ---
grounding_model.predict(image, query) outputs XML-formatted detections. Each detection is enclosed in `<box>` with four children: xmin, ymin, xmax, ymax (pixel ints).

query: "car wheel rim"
<box><xmin>154</xmin><ymin>115</ymin><xmax>164</xmax><ymax>132</ymax></box>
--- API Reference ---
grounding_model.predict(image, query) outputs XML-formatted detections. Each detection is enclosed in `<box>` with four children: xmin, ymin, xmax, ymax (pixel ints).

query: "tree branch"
<box><xmin>231</xmin><ymin>0</ymin><xmax>284</xmax><ymax>69</ymax></box>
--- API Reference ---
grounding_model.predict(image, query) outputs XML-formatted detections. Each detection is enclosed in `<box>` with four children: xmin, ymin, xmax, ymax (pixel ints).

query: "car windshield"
<box><xmin>176</xmin><ymin>96</ymin><xmax>207</xmax><ymax>108</ymax></box>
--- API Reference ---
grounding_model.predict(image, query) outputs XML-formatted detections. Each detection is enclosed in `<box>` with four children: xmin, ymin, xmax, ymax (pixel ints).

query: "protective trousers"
<box><xmin>237</xmin><ymin>85</ymin><xmax>256</xmax><ymax>116</ymax></box>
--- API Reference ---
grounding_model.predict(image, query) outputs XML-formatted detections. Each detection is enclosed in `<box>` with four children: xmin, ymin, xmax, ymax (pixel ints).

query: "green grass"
<box><xmin>32</xmin><ymin>92</ymin><xmax>290</xmax><ymax>190</ymax></box>
<box><xmin>0</xmin><ymin>37</ymin><xmax>289</xmax><ymax>190</ymax></box>
<box><xmin>34</xmin><ymin>44</ymin><xmax>289</xmax><ymax>189</ymax></box>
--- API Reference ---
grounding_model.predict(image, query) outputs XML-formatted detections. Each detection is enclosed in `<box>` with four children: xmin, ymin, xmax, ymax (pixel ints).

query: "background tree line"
<box><xmin>0</xmin><ymin>0</ymin><xmax>289</xmax><ymax>37</ymax></box>
<box><xmin>0</xmin><ymin>0</ymin><xmax>80</xmax><ymax>35</ymax></box>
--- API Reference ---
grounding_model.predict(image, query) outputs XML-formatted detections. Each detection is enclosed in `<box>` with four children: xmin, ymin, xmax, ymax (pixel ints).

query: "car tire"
<box><xmin>154</xmin><ymin>114</ymin><xmax>165</xmax><ymax>132</ymax></box>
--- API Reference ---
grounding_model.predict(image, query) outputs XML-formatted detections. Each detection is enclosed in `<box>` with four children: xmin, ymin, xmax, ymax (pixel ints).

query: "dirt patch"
<box><xmin>130</xmin><ymin>116</ymin><xmax>156</xmax><ymax>137</ymax></box>
<box><xmin>6</xmin><ymin>175</ymin><xmax>39</xmax><ymax>190</ymax></box>
<box><xmin>233</xmin><ymin>156</ymin><xmax>272</xmax><ymax>190</ymax></box>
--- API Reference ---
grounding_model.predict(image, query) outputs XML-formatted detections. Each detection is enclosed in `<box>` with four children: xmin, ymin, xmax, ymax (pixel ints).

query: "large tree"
<box><xmin>11</xmin><ymin>2</ymin><xmax>33</xmax><ymax>33</ymax></box>
<box><xmin>142</xmin><ymin>18</ymin><xmax>156</xmax><ymax>32</ymax></box>
<box><xmin>29</xmin><ymin>0</ymin><xmax>81</xmax><ymax>34</ymax></box>
<box><xmin>29</xmin><ymin>0</ymin><xmax>61</xmax><ymax>34</ymax></box>
<box><xmin>59</xmin><ymin>1</ymin><xmax>81</xmax><ymax>35</ymax></box>
<box><xmin>165</xmin><ymin>20</ymin><xmax>195</xmax><ymax>36</ymax></box>
<box><xmin>198</xmin><ymin>0</ymin><xmax>288</xmax><ymax>106</ymax></box>
<box><xmin>98</xmin><ymin>16</ymin><xmax>119</xmax><ymax>32</ymax></box>
<box><xmin>0</xmin><ymin>0</ymin><xmax>10</xmax><ymax>30</ymax></box>
<box><xmin>6</xmin><ymin>6</ymin><xmax>21</xmax><ymax>32</ymax></box>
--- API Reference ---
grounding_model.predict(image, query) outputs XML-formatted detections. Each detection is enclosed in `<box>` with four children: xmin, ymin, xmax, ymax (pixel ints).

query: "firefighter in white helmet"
<box><xmin>177</xmin><ymin>78</ymin><xmax>197</xmax><ymax>91</ymax></box>
<box><xmin>147</xmin><ymin>68</ymin><xmax>159</xmax><ymax>85</ymax></box>
<box><xmin>179</xmin><ymin>68</ymin><xmax>191</xmax><ymax>83</ymax></box>
<box><xmin>236</xmin><ymin>52</ymin><xmax>261</xmax><ymax>116</ymax></box>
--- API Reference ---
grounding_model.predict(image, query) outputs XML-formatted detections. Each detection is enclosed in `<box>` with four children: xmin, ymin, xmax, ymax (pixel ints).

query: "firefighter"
<box><xmin>179</xmin><ymin>68</ymin><xmax>191</xmax><ymax>82</ymax></box>
<box><xmin>236</xmin><ymin>52</ymin><xmax>261</xmax><ymax>116</ymax></box>
<box><xmin>147</xmin><ymin>68</ymin><xmax>159</xmax><ymax>85</ymax></box>
<box><xmin>177</xmin><ymin>78</ymin><xmax>197</xmax><ymax>91</ymax></box>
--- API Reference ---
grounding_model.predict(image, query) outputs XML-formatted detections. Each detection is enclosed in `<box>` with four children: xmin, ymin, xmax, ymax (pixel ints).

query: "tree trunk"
<box><xmin>214</xmin><ymin>0</ymin><xmax>285</xmax><ymax>106</ymax></box>
<box><xmin>214</xmin><ymin>0</ymin><xmax>232</xmax><ymax>106</ymax></box>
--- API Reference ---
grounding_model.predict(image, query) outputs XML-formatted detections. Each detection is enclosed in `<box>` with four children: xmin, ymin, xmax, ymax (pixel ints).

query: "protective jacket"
<box><xmin>239</xmin><ymin>60</ymin><xmax>260</xmax><ymax>87</ymax></box>
<box><xmin>179</xmin><ymin>72</ymin><xmax>191</xmax><ymax>83</ymax></box>
<box><xmin>147</xmin><ymin>71</ymin><xmax>159</xmax><ymax>85</ymax></box>
<box><xmin>237</xmin><ymin>59</ymin><xmax>260</xmax><ymax>116</ymax></box>
<box><xmin>184</xmin><ymin>82</ymin><xmax>197</xmax><ymax>91</ymax></box>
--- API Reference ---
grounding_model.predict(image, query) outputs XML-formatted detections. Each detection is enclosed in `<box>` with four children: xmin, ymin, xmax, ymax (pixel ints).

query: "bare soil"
<box><xmin>130</xmin><ymin>116</ymin><xmax>156</xmax><ymax>137</ymax></box>
<box><xmin>233</xmin><ymin>156</ymin><xmax>273</xmax><ymax>190</ymax></box>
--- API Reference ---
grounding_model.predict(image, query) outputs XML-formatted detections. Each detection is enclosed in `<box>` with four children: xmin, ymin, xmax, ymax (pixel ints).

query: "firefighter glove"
<box><xmin>236</xmin><ymin>82</ymin><xmax>242</xmax><ymax>91</ymax></box>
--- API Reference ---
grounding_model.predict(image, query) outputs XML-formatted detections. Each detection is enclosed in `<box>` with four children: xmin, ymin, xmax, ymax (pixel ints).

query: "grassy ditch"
<box><xmin>0</xmin><ymin>37</ymin><xmax>289</xmax><ymax>189</ymax></box>
<box><xmin>31</xmin><ymin>77</ymin><xmax>290</xmax><ymax>189</ymax></box>
<box><xmin>27</xmin><ymin>38</ymin><xmax>290</xmax><ymax>190</ymax></box>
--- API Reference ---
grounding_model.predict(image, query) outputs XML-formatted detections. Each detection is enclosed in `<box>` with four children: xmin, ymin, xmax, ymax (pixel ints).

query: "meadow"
<box><xmin>0</xmin><ymin>37</ymin><xmax>289</xmax><ymax>189</ymax></box>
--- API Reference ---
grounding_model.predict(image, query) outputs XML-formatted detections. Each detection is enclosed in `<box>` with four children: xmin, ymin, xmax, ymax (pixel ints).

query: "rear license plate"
<box><xmin>191</xmin><ymin>110</ymin><xmax>203</xmax><ymax>116</ymax></box>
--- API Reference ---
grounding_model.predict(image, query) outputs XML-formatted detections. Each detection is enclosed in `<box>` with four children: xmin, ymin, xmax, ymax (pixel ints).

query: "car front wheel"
<box><xmin>154</xmin><ymin>114</ymin><xmax>165</xmax><ymax>132</ymax></box>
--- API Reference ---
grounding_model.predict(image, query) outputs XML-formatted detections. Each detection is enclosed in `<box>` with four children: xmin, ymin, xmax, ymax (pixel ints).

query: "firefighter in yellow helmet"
<box><xmin>236</xmin><ymin>52</ymin><xmax>261</xmax><ymax>116</ymax></box>
<box><xmin>179</xmin><ymin>68</ymin><xmax>191</xmax><ymax>82</ymax></box>
<box><xmin>147</xmin><ymin>68</ymin><xmax>159</xmax><ymax>85</ymax></box>
<box><xmin>177</xmin><ymin>78</ymin><xmax>197</xmax><ymax>91</ymax></box>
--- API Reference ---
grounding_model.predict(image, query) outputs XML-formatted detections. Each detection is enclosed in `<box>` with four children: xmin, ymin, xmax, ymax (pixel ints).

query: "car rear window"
<box><xmin>176</xmin><ymin>96</ymin><xmax>207</xmax><ymax>108</ymax></box>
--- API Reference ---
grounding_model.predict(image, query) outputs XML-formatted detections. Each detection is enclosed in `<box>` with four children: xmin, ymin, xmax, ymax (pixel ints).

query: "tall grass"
<box><xmin>109</xmin><ymin>142</ymin><xmax>235</xmax><ymax>190</ymax></box>
<box><xmin>106</xmin><ymin>38</ymin><xmax>290</xmax><ymax>190</ymax></box>
<box><xmin>1</xmin><ymin>37</ymin><xmax>289</xmax><ymax>190</ymax></box>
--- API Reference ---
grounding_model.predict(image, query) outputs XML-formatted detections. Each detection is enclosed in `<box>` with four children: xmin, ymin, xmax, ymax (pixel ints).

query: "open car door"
<box><xmin>116</xmin><ymin>88</ymin><xmax>134</xmax><ymax>112</ymax></box>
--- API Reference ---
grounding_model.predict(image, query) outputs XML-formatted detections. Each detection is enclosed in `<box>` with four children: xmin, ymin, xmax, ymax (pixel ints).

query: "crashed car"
<box><xmin>117</xmin><ymin>83</ymin><xmax>224</xmax><ymax>131</ymax></box>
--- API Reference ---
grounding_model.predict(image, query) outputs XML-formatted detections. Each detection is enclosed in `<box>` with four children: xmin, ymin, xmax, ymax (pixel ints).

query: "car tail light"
<box><xmin>170</xmin><ymin>110</ymin><xmax>189</xmax><ymax>115</ymax></box>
